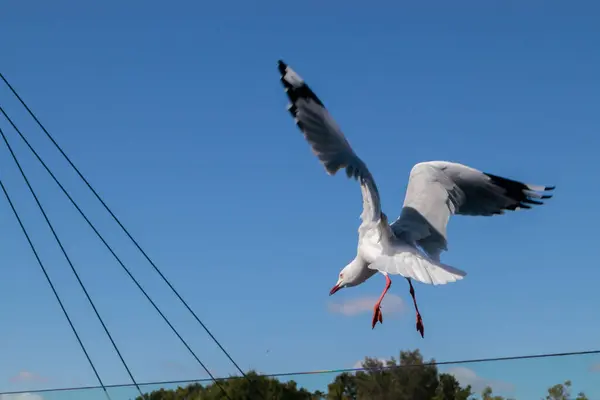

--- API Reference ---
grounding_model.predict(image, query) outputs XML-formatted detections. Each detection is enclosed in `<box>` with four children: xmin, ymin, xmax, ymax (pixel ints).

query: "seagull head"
<box><xmin>329</xmin><ymin>258</ymin><xmax>366</xmax><ymax>296</ymax></box>
<box><xmin>329</xmin><ymin>273</ymin><xmax>346</xmax><ymax>296</ymax></box>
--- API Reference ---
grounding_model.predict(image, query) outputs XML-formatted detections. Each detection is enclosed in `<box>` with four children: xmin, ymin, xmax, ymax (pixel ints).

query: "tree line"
<box><xmin>136</xmin><ymin>349</ymin><xmax>588</xmax><ymax>400</ymax></box>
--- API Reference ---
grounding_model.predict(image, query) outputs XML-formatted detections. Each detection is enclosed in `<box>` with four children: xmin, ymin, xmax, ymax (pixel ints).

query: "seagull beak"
<box><xmin>329</xmin><ymin>284</ymin><xmax>341</xmax><ymax>296</ymax></box>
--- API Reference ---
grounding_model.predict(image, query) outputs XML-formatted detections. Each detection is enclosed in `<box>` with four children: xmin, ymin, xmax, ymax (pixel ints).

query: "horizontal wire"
<box><xmin>1</xmin><ymin>348</ymin><xmax>598</xmax><ymax>396</ymax></box>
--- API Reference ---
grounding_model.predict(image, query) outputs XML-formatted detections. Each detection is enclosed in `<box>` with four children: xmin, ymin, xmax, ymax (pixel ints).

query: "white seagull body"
<box><xmin>277</xmin><ymin>60</ymin><xmax>554</xmax><ymax>337</ymax></box>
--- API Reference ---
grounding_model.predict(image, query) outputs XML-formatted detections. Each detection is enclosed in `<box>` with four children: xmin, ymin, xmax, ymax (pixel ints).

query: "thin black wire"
<box><xmin>0</xmin><ymin>106</ymin><xmax>233</xmax><ymax>400</ymax></box>
<box><xmin>0</xmin><ymin>71</ymin><xmax>247</xmax><ymax>380</ymax></box>
<box><xmin>0</xmin><ymin>162</ymin><xmax>112</xmax><ymax>400</ymax></box>
<box><xmin>0</xmin><ymin>347</ymin><xmax>598</xmax><ymax>396</ymax></box>
<box><xmin>0</xmin><ymin>125</ymin><xmax>144</xmax><ymax>398</ymax></box>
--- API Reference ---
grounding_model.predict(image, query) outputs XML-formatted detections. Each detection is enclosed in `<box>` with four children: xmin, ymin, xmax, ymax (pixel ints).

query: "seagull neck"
<box><xmin>349</xmin><ymin>256</ymin><xmax>367</xmax><ymax>270</ymax></box>
<box><xmin>348</xmin><ymin>256</ymin><xmax>374</xmax><ymax>285</ymax></box>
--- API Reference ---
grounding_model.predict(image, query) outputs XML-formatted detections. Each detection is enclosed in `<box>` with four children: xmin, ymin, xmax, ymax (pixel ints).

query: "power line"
<box><xmin>0</xmin><ymin>139</ymin><xmax>111</xmax><ymax>400</ymax></box>
<box><xmin>1</xmin><ymin>347</ymin><xmax>598</xmax><ymax>397</ymax></box>
<box><xmin>0</xmin><ymin>105</ymin><xmax>233</xmax><ymax>400</ymax></box>
<box><xmin>269</xmin><ymin>348</ymin><xmax>600</xmax><ymax>378</ymax></box>
<box><xmin>0</xmin><ymin>70</ymin><xmax>248</xmax><ymax>381</ymax></box>
<box><xmin>0</xmin><ymin>125</ymin><xmax>144</xmax><ymax>398</ymax></box>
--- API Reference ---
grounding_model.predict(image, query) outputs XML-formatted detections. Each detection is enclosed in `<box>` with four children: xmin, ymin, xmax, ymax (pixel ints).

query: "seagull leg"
<box><xmin>407</xmin><ymin>278</ymin><xmax>424</xmax><ymax>338</ymax></box>
<box><xmin>372</xmin><ymin>273</ymin><xmax>392</xmax><ymax>329</ymax></box>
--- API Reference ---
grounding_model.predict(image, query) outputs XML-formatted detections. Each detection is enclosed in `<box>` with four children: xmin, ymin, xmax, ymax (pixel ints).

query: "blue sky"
<box><xmin>1</xmin><ymin>0</ymin><xmax>599</xmax><ymax>399</ymax></box>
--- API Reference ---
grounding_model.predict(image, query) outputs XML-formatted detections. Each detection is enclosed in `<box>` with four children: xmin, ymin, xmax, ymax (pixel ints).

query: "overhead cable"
<box><xmin>0</xmin><ymin>71</ymin><xmax>248</xmax><ymax>380</ymax></box>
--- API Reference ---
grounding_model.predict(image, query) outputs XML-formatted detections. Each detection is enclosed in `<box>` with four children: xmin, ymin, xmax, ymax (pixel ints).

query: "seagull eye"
<box><xmin>339</xmin><ymin>273</ymin><xmax>344</xmax><ymax>279</ymax></box>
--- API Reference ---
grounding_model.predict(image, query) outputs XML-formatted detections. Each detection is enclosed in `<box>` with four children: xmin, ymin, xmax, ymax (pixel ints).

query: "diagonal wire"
<box><xmin>0</xmin><ymin>126</ymin><xmax>144</xmax><ymax>398</ymax></box>
<box><xmin>0</xmin><ymin>151</ymin><xmax>112</xmax><ymax>400</ymax></box>
<box><xmin>0</xmin><ymin>106</ymin><xmax>233</xmax><ymax>400</ymax></box>
<box><xmin>0</xmin><ymin>71</ymin><xmax>248</xmax><ymax>380</ymax></box>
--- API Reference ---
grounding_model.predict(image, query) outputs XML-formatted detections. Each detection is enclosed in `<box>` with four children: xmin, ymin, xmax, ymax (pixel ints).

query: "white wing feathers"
<box><xmin>277</xmin><ymin>62</ymin><xmax>555</xmax><ymax>287</ymax></box>
<box><xmin>391</xmin><ymin>161</ymin><xmax>555</xmax><ymax>260</ymax></box>
<box><xmin>371</xmin><ymin>161</ymin><xmax>553</xmax><ymax>285</ymax></box>
<box><xmin>277</xmin><ymin>60</ymin><xmax>382</xmax><ymax>235</ymax></box>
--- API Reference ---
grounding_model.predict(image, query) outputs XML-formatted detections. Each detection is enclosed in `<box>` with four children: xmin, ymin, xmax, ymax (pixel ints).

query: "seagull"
<box><xmin>277</xmin><ymin>60</ymin><xmax>554</xmax><ymax>338</ymax></box>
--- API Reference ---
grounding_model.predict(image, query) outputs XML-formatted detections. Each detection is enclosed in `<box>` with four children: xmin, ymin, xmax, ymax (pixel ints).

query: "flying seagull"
<box><xmin>277</xmin><ymin>60</ymin><xmax>554</xmax><ymax>337</ymax></box>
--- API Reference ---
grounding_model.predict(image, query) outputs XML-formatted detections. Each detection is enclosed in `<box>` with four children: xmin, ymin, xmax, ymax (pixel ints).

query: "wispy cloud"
<box><xmin>162</xmin><ymin>361</ymin><xmax>192</xmax><ymax>374</ymax></box>
<box><xmin>353</xmin><ymin>358</ymin><xmax>389</xmax><ymax>369</ymax></box>
<box><xmin>0</xmin><ymin>394</ymin><xmax>44</xmax><ymax>400</ymax></box>
<box><xmin>162</xmin><ymin>360</ymin><xmax>219</xmax><ymax>378</ymax></box>
<box><xmin>328</xmin><ymin>294</ymin><xmax>404</xmax><ymax>316</ymax></box>
<box><xmin>446</xmin><ymin>366</ymin><xmax>514</xmax><ymax>394</ymax></box>
<box><xmin>8</xmin><ymin>372</ymin><xmax>48</xmax><ymax>385</ymax></box>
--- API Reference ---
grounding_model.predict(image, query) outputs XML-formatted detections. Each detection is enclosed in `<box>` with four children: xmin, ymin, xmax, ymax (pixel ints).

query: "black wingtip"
<box><xmin>484</xmin><ymin>172</ymin><xmax>556</xmax><ymax>213</ymax></box>
<box><xmin>522</xmin><ymin>198</ymin><xmax>544</xmax><ymax>206</ymax></box>
<box><xmin>276</xmin><ymin>61</ymin><xmax>325</xmax><ymax>108</ymax></box>
<box><xmin>277</xmin><ymin>60</ymin><xmax>287</xmax><ymax>75</ymax></box>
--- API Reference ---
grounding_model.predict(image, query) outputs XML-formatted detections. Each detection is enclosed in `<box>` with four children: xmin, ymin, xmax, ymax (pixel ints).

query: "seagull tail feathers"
<box><xmin>369</xmin><ymin>249</ymin><xmax>467</xmax><ymax>286</ymax></box>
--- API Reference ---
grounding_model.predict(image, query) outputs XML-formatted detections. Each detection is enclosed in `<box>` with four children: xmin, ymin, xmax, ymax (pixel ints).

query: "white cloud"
<box><xmin>328</xmin><ymin>294</ymin><xmax>404</xmax><ymax>316</ymax></box>
<box><xmin>161</xmin><ymin>360</ymin><xmax>219</xmax><ymax>379</ymax></box>
<box><xmin>0</xmin><ymin>394</ymin><xmax>44</xmax><ymax>400</ymax></box>
<box><xmin>353</xmin><ymin>358</ymin><xmax>388</xmax><ymax>369</ymax></box>
<box><xmin>9</xmin><ymin>372</ymin><xmax>48</xmax><ymax>384</ymax></box>
<box><xmin>446</xmin><ymin>366</ymin><xmax>514</xmax><ymax>393</ymax></box>
<box><xmin>162</xmin><ymin>360</ymin><xmax>192</xmax><ymax>374</ymax></box>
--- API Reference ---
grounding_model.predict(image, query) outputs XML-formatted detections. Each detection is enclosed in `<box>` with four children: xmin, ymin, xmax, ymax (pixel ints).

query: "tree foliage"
<box><xmin>544</xmin><ymin>380</ymin><xmax>589</xmax><ymax>400</ymax></box>
<box><xmin>135</xmin><ymin>349</ymin><xmax>588</xmax><ymax>400</ymax></box>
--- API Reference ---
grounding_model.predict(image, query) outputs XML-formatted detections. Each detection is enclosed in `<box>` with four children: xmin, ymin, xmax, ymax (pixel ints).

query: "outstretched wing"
<box><xmin>390</xmin><ymin>161</ymin><xmax>555</xmax><ymax>260</ymax></box>
<box><xmin>277</xmin><ymin>60</ymin><xmax>382</xmax><ymax>235</ymax></box>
